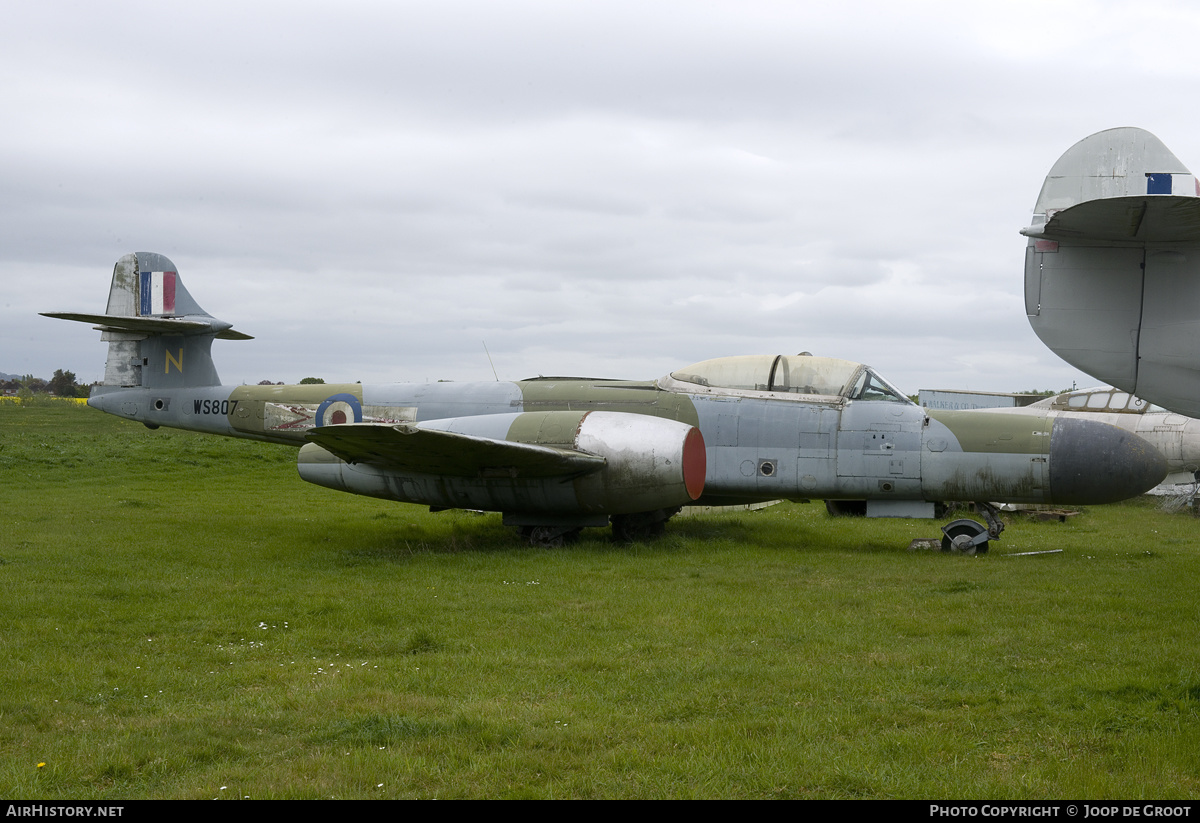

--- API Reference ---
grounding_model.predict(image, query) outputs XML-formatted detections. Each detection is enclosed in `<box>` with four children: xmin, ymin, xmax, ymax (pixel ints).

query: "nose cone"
<box><xmin>1049</xmin><ymin>417</ymin><xmax>1167</xmax><ymax>504</ymax></box>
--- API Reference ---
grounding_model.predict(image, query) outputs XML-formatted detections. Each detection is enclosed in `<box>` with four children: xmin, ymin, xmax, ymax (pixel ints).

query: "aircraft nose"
<box><xmin>1049</xmin><ymin>417</ymin><xmax>1167</xmax><ymax>504</ymax></box>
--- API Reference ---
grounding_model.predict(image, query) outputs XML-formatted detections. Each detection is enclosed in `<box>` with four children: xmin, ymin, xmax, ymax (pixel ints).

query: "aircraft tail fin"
<box><xmin>1033</xmin><ymin>127</ymin><xmax>1195</xmax><ymax>214</ymax></box>
<box><xmin>42</xmin><ymin>252</ymin><xmax>252</xmax><ymax>389</ymax></box>
<box><xmin>1021</xmin><ymin>128</ymin><xmax>1200</xmax><ymax>411</ymax></box>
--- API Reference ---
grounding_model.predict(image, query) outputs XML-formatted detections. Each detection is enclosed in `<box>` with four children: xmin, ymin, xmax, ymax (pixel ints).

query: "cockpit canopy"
<box><xmin>660</xmin><ymin>355</ymin><xmax>911</xmax><ymax>404</ymax></box>
<box><xmin>1041</xmin><ymin>387</ymin><xmax>1153</xmax><ymax>414</ymax></box>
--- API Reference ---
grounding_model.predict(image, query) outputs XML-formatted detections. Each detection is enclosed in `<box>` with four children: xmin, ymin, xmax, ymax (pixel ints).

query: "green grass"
<box><xmin>3</xmin><ymin>401</ymin><xmax>1200</xmax><ymax>798</ymax></box>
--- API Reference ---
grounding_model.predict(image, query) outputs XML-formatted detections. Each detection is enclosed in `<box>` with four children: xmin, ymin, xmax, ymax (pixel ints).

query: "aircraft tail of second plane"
<box><xmin>1021</xmin><ymin>128</ymin><xmax>1200</xmax><ymax>416</ymax></box>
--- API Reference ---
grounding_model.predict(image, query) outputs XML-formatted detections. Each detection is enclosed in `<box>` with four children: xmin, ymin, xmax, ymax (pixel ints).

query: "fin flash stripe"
<box><xmin>139</xmin><ymin>271</ymin><xmax>176</xmax><ymax>316</ymax></box>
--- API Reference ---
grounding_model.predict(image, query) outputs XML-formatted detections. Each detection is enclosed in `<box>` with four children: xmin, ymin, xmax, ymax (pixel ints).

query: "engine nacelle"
<box><xmin>297</xmin><ymin>410</ymin><xmax>706</xmax><ymax>515</ymax></box>
<box><xmin>570</xmin><ymin>410</ymin><xmax>706</xmax><ymax>513</ymax></box>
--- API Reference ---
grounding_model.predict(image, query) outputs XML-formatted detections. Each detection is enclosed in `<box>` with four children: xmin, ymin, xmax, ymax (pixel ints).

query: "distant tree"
<box><xmin>47</xmin><ymin>369</ymin><xmax>77</xmax><ymax>397</ymax></box>
<box><xmin>257</xmin><ymin>379</ymin><xmax>276</xmax><ymax>385</ymax></box>
<box><xmin>299</xmin><ymin>377</ymin><xmax>325</xmax><ymax>384</ymax></box>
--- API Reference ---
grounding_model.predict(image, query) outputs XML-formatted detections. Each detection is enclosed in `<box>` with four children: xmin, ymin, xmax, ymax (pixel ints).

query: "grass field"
<box><xmin>3</xmin><ymin>401</ymin><xmax>1200</xmax><ymax>799</ymax></box>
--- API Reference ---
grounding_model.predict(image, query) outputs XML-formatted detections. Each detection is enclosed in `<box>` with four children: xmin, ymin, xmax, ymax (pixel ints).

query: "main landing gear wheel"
<box><xmin>939</xmin><ymin>503</ymin><xmax>1005</xmax><ymax>555</ymax></box>
<box><xmin>941</xmin><ymin>520</ymin><xmax>989</xmax><ymax>554</ymax></box>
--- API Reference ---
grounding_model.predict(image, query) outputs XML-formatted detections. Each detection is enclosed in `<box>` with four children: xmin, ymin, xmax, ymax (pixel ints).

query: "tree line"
<box><xmin>3</xmin><ymin>370</ymin><xmax>89</xmax><ymax>398</ymax></box>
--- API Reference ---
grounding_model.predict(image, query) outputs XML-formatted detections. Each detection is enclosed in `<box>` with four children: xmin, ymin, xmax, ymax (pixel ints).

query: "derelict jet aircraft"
<box><xmin>44</xmin><ymin>253</ymin><xmax>1166</xmax><ymax>552</ymax></box>
<box><xmin>1023</xmin><ymin>127</ymin><xmax>1200</xmax><ymax>418</ymax></box>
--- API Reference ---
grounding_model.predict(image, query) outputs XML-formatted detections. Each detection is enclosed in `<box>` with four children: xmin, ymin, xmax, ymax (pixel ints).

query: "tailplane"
<box><xmin>42</xmin><ymin>252</ymin><xmax>252</xmax><ymax>389</ymax></box>
<box><xmin>1021</xmin><ymin>128</ymin><xmax>1200</xmax><ymax>417</ymax></box>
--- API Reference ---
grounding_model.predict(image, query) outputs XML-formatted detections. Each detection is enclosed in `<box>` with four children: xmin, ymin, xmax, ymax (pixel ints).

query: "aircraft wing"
<box><xmin>304</xmin><ymin>423</ymin><xmax>606</xmax><ymax>478</ymax></box>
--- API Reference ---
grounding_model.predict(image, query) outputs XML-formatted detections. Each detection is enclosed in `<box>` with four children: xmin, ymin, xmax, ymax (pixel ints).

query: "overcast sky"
<box><xmin>4</xmin><ymin>0</ymin><xmax>1199</xmax><ymax>395</ymax></box>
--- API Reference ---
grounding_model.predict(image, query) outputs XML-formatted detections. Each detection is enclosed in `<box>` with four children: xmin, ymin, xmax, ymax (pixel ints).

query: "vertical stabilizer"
<box><xmin>104</xmin><ymin>252</ymin><xmax>211</xmax><ymax>320</ymax></box>
<box><xmin>1021</xmin><ymin>128</ymin><xmax>1200</xmax><ymax>418</ymax></box>
<box><xmin>1033</xmin><ymin>127</ymin><xmax>1196</xmax><ymax>215</ymax></box>
<box><xmin>42</xmin><ymin>252</ymin><xmax>252</xmax><ymax>390</ymax></box>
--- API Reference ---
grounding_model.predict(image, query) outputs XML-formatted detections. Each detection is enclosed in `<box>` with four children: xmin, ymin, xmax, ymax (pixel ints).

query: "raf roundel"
<box><xmin>315</xmin><ymin>393</ymin><xmax>363</xmax><ymax>427</ymax></box>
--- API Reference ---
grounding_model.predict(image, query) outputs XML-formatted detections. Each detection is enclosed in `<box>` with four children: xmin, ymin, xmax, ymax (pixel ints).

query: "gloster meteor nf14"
<box><xmin>45</xmin><ymin>253</ymin><xmax>1166</xmax><ymax>551</ymax></box>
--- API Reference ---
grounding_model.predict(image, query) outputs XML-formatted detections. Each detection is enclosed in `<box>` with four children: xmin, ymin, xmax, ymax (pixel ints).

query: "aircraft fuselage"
<box><xmin>88</xmin><ymin>373</ymin><xmax>1163</xmax><ymax>519</ymax></box>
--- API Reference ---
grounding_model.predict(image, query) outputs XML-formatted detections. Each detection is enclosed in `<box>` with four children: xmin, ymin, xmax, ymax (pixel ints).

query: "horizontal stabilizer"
<box><xmin>1021</xmin><ymin>194</ymin><xmax>1200</xmax><ymax>243</ymax></box>
<box><xmin>305</xmin><ymin>423</ymin><xmax>606</xmax><ymax>478</ymax></box>
<box><xmin>39</xmin><ymin>311</ymin><xmax>253</xmax><ymax>340</ymax></box>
